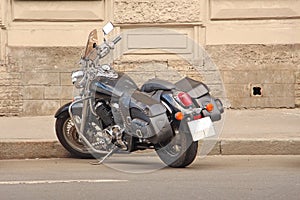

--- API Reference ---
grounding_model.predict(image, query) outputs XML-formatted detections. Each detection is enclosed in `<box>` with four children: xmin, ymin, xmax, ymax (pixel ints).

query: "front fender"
<box><xmin>54</xmin><ymin>102</ymin><xmax>72</xmax><ymax>118</ymax></box>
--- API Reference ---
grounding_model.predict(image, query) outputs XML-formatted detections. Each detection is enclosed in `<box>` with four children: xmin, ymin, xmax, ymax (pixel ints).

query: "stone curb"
<box><xmin>1</xmin><ymin>139</ymin><xmax>300</xmax><ymax>159</ymax></box>
<box><xmin>0</xmin><ymin>141</ymin><xmax>70</xmax><ymax>160</ymax></box>
<box><xmin>219</xmin><ymin>139</ymin><xmax>300</xmax><ymax>155</ymax></box>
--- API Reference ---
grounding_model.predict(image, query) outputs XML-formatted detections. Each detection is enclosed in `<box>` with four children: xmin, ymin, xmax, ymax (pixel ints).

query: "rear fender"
<box><xmin>160</xmin><ymin>91</ymin><xmax>182</xmax><ymax>114</ymax></box>
<box><xmin>175</xmin><ymin>77</ymin><xmax>224</xmax><ymax>121</ymax></box>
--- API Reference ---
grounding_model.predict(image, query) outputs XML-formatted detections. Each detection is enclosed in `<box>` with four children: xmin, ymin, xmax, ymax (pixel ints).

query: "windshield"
<box><xmin>83</xmin><ymin>29</ymin><xmax>98</xmax><ymax>60</ymax></box>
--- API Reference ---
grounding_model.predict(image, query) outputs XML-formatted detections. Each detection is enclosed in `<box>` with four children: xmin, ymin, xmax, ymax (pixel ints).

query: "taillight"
<box><xmin>193</xmin><ymin>115</ymin><xmax>202</xmax><ymax>120</ymax></box>
<box><xmin>177</xmin><ymin>92</ymin><xmax>193</xmax><ymax>107</ymax></box>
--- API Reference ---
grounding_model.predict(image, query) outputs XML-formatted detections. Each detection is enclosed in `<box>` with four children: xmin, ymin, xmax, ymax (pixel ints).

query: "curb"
<box><xmin>219</xmin><ymin>139</ymin><xmax>300</xmax><ymax>155</ymax></box>
<box><xmin>1</xmin><ymin>139</ymin><xmax>300</xmax><ymax>160</ymax></box>
<box><xmin>0</xmin><ymin>140</ymin><xmax>70</xmax><ymax>160</ymax></box>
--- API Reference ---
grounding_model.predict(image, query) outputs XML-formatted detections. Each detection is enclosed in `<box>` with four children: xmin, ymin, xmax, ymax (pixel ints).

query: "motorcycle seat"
<box><xmin>140</xmin><ymin>78</ymin><xmax>176</xmax><ymax>93</ymax></box>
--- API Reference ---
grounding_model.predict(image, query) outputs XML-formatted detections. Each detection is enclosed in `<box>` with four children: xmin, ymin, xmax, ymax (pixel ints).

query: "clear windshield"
<box><xmin>83</xmin><ymin>29</ymin><xmax>98</xmax><ymax>60</ymax></box>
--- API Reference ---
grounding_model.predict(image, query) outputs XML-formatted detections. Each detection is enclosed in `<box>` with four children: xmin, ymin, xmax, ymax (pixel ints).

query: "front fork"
<box><xmin>68</xmin><ymin>96</ymin><xmax>109</xmax><ymax>154</ymax></box>
<box><xmin>79</xmin><ymin>96</ymin><xmax>90</xmax><ymax>135</ymax></box>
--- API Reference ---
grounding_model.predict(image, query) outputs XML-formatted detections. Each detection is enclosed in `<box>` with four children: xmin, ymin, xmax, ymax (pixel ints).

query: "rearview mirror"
<box><xmin>102</xmin><ymin>22</ymin><xmax>114</xmax><ymax>35</ymax></box>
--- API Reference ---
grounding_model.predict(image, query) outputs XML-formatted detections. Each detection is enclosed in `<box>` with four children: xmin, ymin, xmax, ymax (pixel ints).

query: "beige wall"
<box><xmin>5</xmin><ymin>0</ymin><xmax>300</xmax><ymax>46</ymax></box>
<box><xmin>0</xmin><ymin>0</ymin><xmax>299</xmax><ymax>116</ymax></box>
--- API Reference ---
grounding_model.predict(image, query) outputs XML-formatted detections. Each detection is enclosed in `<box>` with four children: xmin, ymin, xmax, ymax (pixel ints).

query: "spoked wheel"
<box><xmin>55</xmin><ymin>113</ymin><xmax>93</xmax><ymax>158</ymax></box>
<box><xmin>155</xmin><ymin>129</ymin><xmax>198</xmax><ymax>168</ymax></box>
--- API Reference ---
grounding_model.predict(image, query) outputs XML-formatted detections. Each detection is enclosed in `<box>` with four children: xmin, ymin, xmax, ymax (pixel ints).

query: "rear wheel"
<box><xmin>155</xmin><ymin>128</ymin><xmax>198</xmax><ymax>168</ymax></box>
<box><xmin>55</xmin><ymin>113</ymin><xmax>93</xmax><ymax>158</ymax></box>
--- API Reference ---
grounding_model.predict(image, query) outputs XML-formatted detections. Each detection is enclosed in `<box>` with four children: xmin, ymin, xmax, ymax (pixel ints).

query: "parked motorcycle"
<box><xmin>54</xmin><ymin>22</ymin><xmax>224</xmax><ymax>168</ymax></box>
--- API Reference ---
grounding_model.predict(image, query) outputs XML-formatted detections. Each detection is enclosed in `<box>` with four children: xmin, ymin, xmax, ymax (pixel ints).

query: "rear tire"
<box><xmin>155</xmin><ymin>129</ymin><xmax>198</xmax><ymax>168</ymax></box>
<box><xmin>55</xmin><ymin>112</ymin><xmax>93</xmax><ymax>158</ymax></box>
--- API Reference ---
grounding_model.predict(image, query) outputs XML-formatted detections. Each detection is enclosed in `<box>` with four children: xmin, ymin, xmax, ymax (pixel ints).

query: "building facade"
<box><xmin>0</xmin><ymin>0</ymin><xmax>299</xmax><ymax>116</ymax></box>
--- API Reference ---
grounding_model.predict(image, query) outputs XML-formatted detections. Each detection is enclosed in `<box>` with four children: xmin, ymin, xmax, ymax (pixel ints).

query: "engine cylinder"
<box><xmin>95</xmin><ymin>102</ymin><xmax>114</xmax><ymax>127</ymax></box>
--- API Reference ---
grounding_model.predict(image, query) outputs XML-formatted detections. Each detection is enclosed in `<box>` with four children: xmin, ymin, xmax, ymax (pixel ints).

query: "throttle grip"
<box><xmin>112</xmin><ymin>36</ymin><xmax>122</xmax><ymax>45</ymax></box>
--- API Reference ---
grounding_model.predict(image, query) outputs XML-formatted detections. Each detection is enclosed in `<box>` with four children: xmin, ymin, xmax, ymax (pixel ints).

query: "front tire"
<box><xmin>55</xmin><ymin>113</ymin><xmax>93</xmax><ymax>158</ymax></box>
<box><xmin>155</xmin><ymin>129</ymin><xmax>198</xmax><ymax>168</ymax></box>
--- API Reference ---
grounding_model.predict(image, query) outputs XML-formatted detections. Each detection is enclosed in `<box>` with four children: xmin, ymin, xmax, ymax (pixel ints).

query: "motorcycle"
<box><xmin>54</xmin><ymin>22</ymin><xmax>224</xmax><ymax>168</ymax></box>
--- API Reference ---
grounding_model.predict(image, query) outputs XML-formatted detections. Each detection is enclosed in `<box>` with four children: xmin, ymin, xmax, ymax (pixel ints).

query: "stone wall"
<box><xmin>7</xmin><ymin>47</ymin><xmax>82</xmax><ymax>116</ymax></box>
<box><xmin>114</xmin><ymin>0</ymin><xmax>202</xmax><ymax>24</ymax></box>
<box><xmin>0</xmin><ymin>63</ymin><xmax>22</xmax><ymax>116</ymax></box>
<box><xmin>114</xmin><ymin>43</ymin><xmax>300</xmax><ymax>109</ymax></box>
<box><xmin>0</xmin><ymin>0</ymin><xmax>299</xmax><ymax>116</ymax></box>
<box><xmin>206</xmin><ymin>44</ymin><xmax>300</xmax><ymax>108</ymax></box>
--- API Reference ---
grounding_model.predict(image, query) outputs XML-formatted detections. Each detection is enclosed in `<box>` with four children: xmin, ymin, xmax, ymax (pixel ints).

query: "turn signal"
<box><xmin>206</xmin><ymin>103</ymin><xmax>214</xmax><ymax>112</ymax></box>
<box><xmin>175</xmin><ymin>112</ymin><xmax>184</xmax><ymax>121</ymax></box>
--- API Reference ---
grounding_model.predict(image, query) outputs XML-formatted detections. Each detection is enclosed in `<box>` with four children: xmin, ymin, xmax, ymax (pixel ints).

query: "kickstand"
<box><xmin>90</xmin><ymin>147</ymin><xmax>118</xmax><ymax>165</ymax></box>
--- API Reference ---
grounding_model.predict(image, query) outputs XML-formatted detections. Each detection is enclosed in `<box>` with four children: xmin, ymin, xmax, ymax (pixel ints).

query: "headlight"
<box><xmin>71</xmin><ymin>70</ymin><xmax>84</xmax><ymax>88</ymax></box>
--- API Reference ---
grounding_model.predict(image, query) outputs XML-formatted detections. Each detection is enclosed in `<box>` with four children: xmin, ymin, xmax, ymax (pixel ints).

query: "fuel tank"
<box><xmin>90</xmin><ymin>72</ymin><xmax>138</xmax><ymax>100</ymax></box>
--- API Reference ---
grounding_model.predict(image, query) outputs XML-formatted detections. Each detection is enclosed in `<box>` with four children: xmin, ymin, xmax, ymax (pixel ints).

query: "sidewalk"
<box><xmin>0</xmin><ymin>109</ymin><xmax>299</xmax><ymax>159</ymax></box>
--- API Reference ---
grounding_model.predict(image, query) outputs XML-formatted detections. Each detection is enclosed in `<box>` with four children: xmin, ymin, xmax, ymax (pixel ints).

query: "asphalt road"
<box><xmin>0</xmin><ymin>155</ymin><xmax>299</xmax><ymax>200</ymax></box>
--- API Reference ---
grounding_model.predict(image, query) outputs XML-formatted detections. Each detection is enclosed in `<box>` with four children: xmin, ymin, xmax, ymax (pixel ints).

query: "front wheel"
<box><xmin>55</xmin><ymin>113</ymin><xmax>93</xmax><ymax>158</ymax></box>
<box><xmin>155</xmin><ymin>129</ymin><xmax>198</xmax><ymax>168</ymax></box>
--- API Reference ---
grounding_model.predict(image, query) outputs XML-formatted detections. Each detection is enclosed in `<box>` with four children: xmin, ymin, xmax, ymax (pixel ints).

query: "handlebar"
<box><xmin>96</xmin><ymin>35</ymin><xmax>122</xmax><ymax>59</ymax></box>
<box><xmin>112</xmin><ymin>35</ymin><xmax>122</xmax><ymax>45</ymax></box>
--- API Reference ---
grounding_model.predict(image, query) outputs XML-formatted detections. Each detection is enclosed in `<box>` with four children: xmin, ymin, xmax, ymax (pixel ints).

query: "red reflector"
<box><xmin>178</xmin><ymin>92</ymin><xmax>193</xmax><ymax>107</ymax></box>
<box><xmin>193</xmin><ymin>115</ymin><xmax>202</xmax><ymax>120</ymax></box>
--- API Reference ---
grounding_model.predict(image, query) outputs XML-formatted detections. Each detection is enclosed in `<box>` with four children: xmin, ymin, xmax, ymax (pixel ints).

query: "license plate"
<box><xmin>187</xmin><ymin>117</ymin><xmax>216</xmax><ymax>141</ymax></box>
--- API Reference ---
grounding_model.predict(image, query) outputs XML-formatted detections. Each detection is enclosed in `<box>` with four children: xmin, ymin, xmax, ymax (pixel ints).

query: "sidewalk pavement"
<box><xmin>0</xmin><ymin>109</ymin><xmax>299</xmax><ymax>159</ymax></box>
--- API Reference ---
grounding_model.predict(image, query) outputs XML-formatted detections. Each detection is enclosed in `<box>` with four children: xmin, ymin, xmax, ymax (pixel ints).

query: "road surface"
<box><xmin>0</xmin><ymin>155</ymin><xmax>299</xmax><ymax>200</ymax></box>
